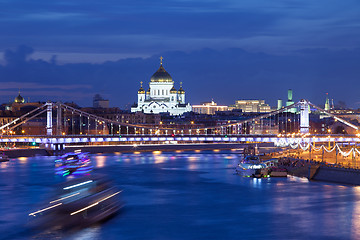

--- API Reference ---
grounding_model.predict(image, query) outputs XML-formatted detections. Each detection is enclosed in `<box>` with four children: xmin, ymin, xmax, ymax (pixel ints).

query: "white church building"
<box><xmin>131</xmin><ymin>58</ymin><xmax>192</xmax><ymax>115</ymax></box>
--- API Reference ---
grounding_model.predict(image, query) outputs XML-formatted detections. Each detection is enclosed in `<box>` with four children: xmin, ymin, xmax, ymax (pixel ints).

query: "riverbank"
<box><xmin>3</xmin><ymin>143</ymin><xmax>274</xmax><ymax>158</ymax></box>
<box><xmin>278</xmin><ymin>157</ymin><xmax>360</xmax><ymax>185</ymax></box>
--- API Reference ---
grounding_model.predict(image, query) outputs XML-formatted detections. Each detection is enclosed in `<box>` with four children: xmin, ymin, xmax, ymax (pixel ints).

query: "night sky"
<box><xmin>1</xmin><ymin>0</ymin><xmax>360</xmax><ymax>109</ymax></box>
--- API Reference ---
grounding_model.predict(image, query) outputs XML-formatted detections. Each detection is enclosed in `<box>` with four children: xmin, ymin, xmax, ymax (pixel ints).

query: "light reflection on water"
<box><xmin>94</xmin><ymin>155</ymin><xmax>106</xmax><ymax>168</ymax></box>
<box><xmin>2</xmin><ymin>151</ymin><xmax>360</xmax><ymax>239</ymax></box>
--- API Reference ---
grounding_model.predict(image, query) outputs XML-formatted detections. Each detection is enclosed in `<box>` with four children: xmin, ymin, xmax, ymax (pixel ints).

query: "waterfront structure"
<box><xmin>131</xmin><ymin>57</ymin><xmax>192</xmax><ymax>115</ymax></box>
<box><xmin>229</xmin><ymin>100</ymin><xmax>271</xmax><ymax>113</ymax></box>
<box><xmin>277</xmin><ymin>99</ymin><xmax>283</xmax><ymax>110</ymax></box>
<box><xmin>192</xmin><ymin>101</ymin><xmax>228</xmax><ymax>115</ymax></box>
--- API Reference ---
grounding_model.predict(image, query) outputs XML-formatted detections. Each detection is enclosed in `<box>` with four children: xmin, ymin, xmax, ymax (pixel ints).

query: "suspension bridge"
<box><xmin>0</xmin><ymin>99</ymin><xmax>359</xmax><ymax>152</ymax></box>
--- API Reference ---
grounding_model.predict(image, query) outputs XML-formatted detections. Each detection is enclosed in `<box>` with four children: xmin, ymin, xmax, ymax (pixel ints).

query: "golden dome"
<box><xmin>138</xmin><ymin>81</ymin><xmax>145</xmax><ymax>93</ymax></box>
<box><xmin>170</xmin><ymin>86</ymin><xmax>177</xmax><ymax>93</ymax></box>
<box><xmin>150</xmin><ymin>58</ymin><xmax>173</xmax><ymax>82</ymax></box>
<box><xmin>14</xmin><ymin>93</ymin><xmax>25</xmax><ymax>103</ymax></box>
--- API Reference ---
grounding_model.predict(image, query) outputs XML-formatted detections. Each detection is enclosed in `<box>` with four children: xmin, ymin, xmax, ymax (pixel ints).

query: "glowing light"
<box><xmin>153</xmin><ymin>151</ymin><xmax>162</xmax><ymax>154</ymax></box>
<box><xmin>50</xmin><ymin>192</ymin><xmax>80</xmax><ymax>204</ymax></box>
<box><xmin>29</xmin><ymin>203</ymin><xmax>63</xmax><ymax>216</ymax></box>
<box><xmin>70</xmin><ymin>202</ymin><xmax>98</xmax><ymax>216</ymax></box>
<box><xmin>213</xmin><ymin>149</ymin><xmax>220</xmax><ymax>152</ymax></box>
<box><xmin>63</xmin><ymin>180</ymin><xmax>93</xmax><ymax>190</ymax></box>
<box><xmin>195</xmin><ymin>150</ymin><xmax>201</xmax><ymax>153</ymax></box>
<box><xmin>134</xmin><ymin>151</ymin><xmax>141</xmax><ymax>154</ymax></box>
<box><xmin>70</xmin><ymin>191</ymin><xmax>121</xmax><ymax>215</ymax></box>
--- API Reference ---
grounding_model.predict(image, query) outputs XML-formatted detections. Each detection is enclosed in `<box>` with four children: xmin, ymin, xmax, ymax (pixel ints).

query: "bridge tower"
<box><xmin>46</xmin><ymin>102</ymin><xmax>53</xmax><ymax>136</ymax></box>
<box><xmin>299</xmin><ymin>99</ymin><xmax>309</xmax><ymax>133</ymax></box>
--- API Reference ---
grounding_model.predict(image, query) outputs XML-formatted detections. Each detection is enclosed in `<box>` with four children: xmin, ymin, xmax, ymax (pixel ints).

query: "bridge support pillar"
<box><xmin>46</xmin><ymin>102</ymin><xmax>53</xmax><ymax>136</ymax></box>
<box><xmin>299</xmin><ymin>99</ymin><xmax>309</xmax><ymax>134</ymax></box>
<box><xmin>53</xmin><ymin>143</ymin><xmax>65</xmax><ymax>156</ymax></box>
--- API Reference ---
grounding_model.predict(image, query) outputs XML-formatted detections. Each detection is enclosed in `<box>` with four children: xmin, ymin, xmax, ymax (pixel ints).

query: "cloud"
<box><xmin>1</xmin><ymin>45</ymin><xmax>360</xmax><ymax>109</ymax></box>
<box><xmin>0</xmin><ymin>82</ymin><xmax>92</xmax><ymax>90</ymax></box>
<box><xmin>4</xmin><ymin>45</ymin><xmax>34</xmax><ymax>65</ymax></box>
<box><xmin>1</xmin><ymin>0</ymin><xmax>359</xmax><ymax>59</ymax></box>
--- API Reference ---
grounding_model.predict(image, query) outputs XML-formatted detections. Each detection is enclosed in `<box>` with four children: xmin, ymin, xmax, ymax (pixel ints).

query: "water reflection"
<box><xmin>94</xmin><ymin>156</ymin><xmax>106</xmax><ymax>168</ymax></box>
<box><xmin>4</xmin><ymin>151</ymin><xmax>360</xmax><ymax>239</ymax></box>
<box><xmin>18</xmin><ymin>157</ymin><xmax>28</xmax><ymax>164</ymax></box>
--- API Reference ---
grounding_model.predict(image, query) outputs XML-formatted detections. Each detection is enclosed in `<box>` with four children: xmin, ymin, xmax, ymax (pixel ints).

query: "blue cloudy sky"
<box><xmin>0</xmin><ymin>0</ymin><xmax>360</xmax><ymax>108</ymax></box>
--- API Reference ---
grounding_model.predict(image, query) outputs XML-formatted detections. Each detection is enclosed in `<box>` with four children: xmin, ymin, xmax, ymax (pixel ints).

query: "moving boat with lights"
<box><xmin>0</xmin><ymin>152</ymin><xmax>9</xmax><ymax>162</ymax></box>
<box><xmin>28</xmin><ymin>174</ymin><xmax>124</xmax><ymax>228</ymax></box>
<box><xmin>236</xmin><ymin>155</ymin><xmax>269</xmax><ymax>178</ymax></box>
<box><xmin>55</xmin><ymin>151</ymin><xmax>92</xmax><ymax>176</ymax></box>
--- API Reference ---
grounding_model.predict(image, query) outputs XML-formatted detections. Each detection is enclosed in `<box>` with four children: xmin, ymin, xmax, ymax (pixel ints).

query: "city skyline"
<box><xmin>0</xmin><ymin>1</ymin><xmax>360</xmax><ymax>108</ymax></box>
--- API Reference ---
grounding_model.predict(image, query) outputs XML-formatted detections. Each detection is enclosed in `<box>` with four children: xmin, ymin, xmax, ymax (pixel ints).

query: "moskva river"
<box><xmin>1</xmin><ymin>150</ymin><xmax>360</xmax><ymax>240</ymax></box>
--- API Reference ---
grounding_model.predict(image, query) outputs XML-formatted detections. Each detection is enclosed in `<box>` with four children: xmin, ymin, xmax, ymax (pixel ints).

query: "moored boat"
<box><xmin>236</xmin><ymin>155</ymin><xmax>269</xmax><ymax>178</ymax></box>
<box><xmin>269</xmin><ymin>167</ymin><xmax>288</xmax><ymax>177</ymax></box>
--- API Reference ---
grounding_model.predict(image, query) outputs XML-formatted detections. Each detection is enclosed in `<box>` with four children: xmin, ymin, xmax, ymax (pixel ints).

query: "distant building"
<box><xmin>131</xmin><ymin>57</ymin><xmax>192</xmax><ymax>115</ymax></box>
<box><xmin>229</xmin><ymin>100</ymin><xmax>271</xmax><ymax>113</ymax></box>
<box><xmin>324</xmin><ymin>93</ymin><xmax>330</xmax><ymax>111</ymax></box>
<box><xmin>93</xmin><ymin>94</ymin><xmax>109</xmax><ymax>108</ymax></box>
<box><xmin>192</xmin><ymin>101</ymin><xmax>228</xmax><ymax>115</ymax></box>
<box><xmin>286</xmin><ymin>89</ymin><xmax>297</xmax><ymax>113</ymax></box>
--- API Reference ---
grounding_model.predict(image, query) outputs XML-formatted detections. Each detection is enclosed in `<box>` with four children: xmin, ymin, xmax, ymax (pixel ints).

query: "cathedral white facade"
<box><xmin>131</xmin><ymin>58</ymin><xmax>192</xmax><ymax>115</ymax></box>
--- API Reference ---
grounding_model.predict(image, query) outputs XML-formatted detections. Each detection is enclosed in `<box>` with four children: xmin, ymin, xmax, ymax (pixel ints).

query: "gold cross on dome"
<box><xmin>180</xmin><ymin>82</ymin><xmax>183</xmax><ymax>87</ymax></box>
<box><xmin>160</xmin><ymin>56</ymin><xmax>163</xmax><ymax>65</ymax></box>
<box><xmin>140</xmin><ymin>81</ymin><xmax>143</xmax><ymax>87</ymax></box>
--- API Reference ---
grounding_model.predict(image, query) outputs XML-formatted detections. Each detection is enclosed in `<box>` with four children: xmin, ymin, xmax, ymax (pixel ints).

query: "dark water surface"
<box><xmin>0</xmin><ymin>150</ymin><xmax>359</xmax><ymax>240</ymax></box>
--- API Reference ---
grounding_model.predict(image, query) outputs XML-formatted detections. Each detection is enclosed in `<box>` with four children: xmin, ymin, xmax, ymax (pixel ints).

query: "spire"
<box><xmin>160</xmin><ymin>56</ymin><xmax>163</xmax><ymax>65</ymax></box>
<box><xmin>178</xmin><ymin>82</ymin><xmax>185</xmax><ymax>94</ymax></box>
<box><xmin>138</xmin><ymin>81</ymin><xmax>145</xmax><ymax>94</ymax></box>
<box><xmin>325</xmin><ymin>93</ymin><xmax>330</xmax><ymax>111</ymax></box>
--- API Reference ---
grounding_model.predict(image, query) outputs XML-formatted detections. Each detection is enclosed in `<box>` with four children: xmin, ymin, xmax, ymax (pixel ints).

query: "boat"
<box><xmin>236</xmin><ymin>155</ymin><xmax>269</xmax><ymax>178</ymax></box>
<box><xmin>269</xmin><ymin>167</ymin><xmax>288</xmax><ymax>177</ymax></box>
<box><xmin>0</xmin><ymin>152</ymin><xmax>9</xmax><ymax>162</ymax></box>
<box><xmin>28</xmin><ymin>174</ymin><xmax>124</xmax><ymax>229</ymax></box>
<box><xmin>55</xmin><ymin>151</ymin><xmax>93</xmax><ymax>176</ymax></box>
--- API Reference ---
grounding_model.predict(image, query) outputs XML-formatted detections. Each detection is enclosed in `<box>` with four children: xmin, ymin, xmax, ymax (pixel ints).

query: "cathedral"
<box><xmin>131</xmin><ymin>58</ymin><xmax>192</xmax><ymax>115</ymax></box>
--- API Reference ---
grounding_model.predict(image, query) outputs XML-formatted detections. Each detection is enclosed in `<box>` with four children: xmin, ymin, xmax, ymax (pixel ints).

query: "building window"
<box><xmin>162</xmin><ymin>89</ymin><xmax>164</xmax><ymax>95</ymax></box>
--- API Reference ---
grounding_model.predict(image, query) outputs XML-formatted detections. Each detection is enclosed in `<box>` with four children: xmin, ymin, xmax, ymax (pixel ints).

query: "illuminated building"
<box><xmin>131</xmin><ymin>57</ymin><xmax>192</xmax><ymax>115</ymax></box>
<box><xmin>324</xmin><ymin>93</ymin><xmax>330</xmax><ymax>111</ymax></box>
<box><xmin>229</xmin><ymin>100</ymin><xmax>271</xmax><ymax>113</ymax></box>
<box><xmin>286</xmin><ymin>89</ymin><xmax>297</xmax><ymax>113</ymax></box>
<box><xmin>192</xmin><ymin>101</ymin><xmax>228</xmax><ymax>115</ymax></box>
<box><xmin>14</xmin><ymin>91</ymin><xmax>25</xmax><ymax>103</ymax></box>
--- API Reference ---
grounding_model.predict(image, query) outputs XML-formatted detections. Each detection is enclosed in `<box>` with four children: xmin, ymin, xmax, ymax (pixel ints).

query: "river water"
<box><xmin>1</xmin><ymin>150</ymin><xmax>360</xmax><ymax>240</ymax></box>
